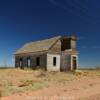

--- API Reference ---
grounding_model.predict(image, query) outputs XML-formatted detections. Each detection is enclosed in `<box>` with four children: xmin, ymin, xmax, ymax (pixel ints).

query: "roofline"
<box><xmin>15</xmin><ymin>50</ymin><xmax>48</xmax><ymax>55</ymax></box>
<box><xmin>61</xmin><ymin>35</ymin><xmax>77</xmax><ymax>41</ymax></box>
<box><xmin>15</xmin><ymin>36</ymin><xmax>61</xmax><ymax>55</ymax></box>
<box><xmin>15</xmin><ymin>35</ymin><xmax>78</xmax><ymax>55</ymax></box>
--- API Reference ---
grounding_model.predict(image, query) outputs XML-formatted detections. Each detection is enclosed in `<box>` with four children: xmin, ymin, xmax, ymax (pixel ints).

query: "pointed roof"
<box><xmin>15</xmin><ymin>36</ymin><xmax>61</xmax><ymax>54</ymax></box>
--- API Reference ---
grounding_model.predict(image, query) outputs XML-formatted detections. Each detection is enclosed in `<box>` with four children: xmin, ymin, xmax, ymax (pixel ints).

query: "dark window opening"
<box><xmin>36</xmin><ymin>57</ymin><xmax>40</xmax><ymax>66</ymax></box>
<box><xmin>61</xmin><ymin>39</ymin><xmax>71</xmax><ymax>51</ymax></box>
<box><xmin>53</xmin><ymin>57</ymin><xmax>56</xmax><ymax>66</ymax></box>
<box><xmin>27</xmin><ymin>57</ymin><xmax>31</xmax><ymax>67</ymax></box>
<box><xmin>20</xmin><ymin>58</ymin><xmax>22</xmax><ymax>61</ymax></box>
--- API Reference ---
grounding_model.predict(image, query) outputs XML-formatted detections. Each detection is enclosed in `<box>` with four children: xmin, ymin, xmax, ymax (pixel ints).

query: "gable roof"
<box><xmin>15</xmin><ymin>36</ymin><xmax>61</xmax><ymax>54</ymax></box>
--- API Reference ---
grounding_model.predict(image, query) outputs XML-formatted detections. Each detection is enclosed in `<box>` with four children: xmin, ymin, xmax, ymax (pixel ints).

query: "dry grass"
<box><xmin>0</xmin><ymin>68</ymin><xmax>100</xmax><ymax>97</ymax></box>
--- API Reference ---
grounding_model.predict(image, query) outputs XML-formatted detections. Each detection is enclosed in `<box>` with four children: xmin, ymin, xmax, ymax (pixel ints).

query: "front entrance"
<box><xmin>73</xmin><ymin>57</ymin><xmax>77</xmax><ymax>70</ymax></box>
<box><xmin>71</xmin><ymin>55</ymin><xmax>78</xmax><ymax>70</ymax></box>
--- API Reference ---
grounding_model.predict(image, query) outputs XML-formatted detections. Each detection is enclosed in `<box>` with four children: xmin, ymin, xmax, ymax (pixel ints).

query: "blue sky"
<box><xmin>0</xmin><ymin>0</ymin><xmax>100</xmax><ymax>67</ymax></box>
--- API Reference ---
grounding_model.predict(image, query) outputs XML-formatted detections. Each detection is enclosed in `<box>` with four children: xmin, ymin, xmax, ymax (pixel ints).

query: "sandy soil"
<box><xmin>0</xmin><ymin>69</ymin><xmax>100</xmax><ymax>100</ymax></box>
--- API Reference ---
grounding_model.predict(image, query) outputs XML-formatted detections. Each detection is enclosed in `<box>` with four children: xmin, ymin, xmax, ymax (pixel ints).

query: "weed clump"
<box><xmin>18</xmin><ymin>80</ymin><xmax>34</xmax><ymax>87</ymax></box>
<box><xmin>0</xmin><ymin>90</ymin><xmax>2</xmax><ymax>98</ymax></box>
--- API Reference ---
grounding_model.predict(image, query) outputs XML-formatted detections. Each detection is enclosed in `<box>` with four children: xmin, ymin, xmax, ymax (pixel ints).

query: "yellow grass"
<box><xmin>0</xmin><ymin>68</ymin><xmax>100</xmax><ymax>97</ymax></box>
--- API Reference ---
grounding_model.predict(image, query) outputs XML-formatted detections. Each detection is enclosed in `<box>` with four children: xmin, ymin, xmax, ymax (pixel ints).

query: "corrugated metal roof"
<box><xmin>15</xmin><ymin>36</ymin><xmax>61</xmax><ymax>54</ymax></box>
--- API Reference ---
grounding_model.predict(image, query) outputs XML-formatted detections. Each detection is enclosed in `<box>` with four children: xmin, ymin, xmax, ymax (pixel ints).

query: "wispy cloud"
<box><xmin>65</xmin><ymin>0</ymin><xmax>88</xmax><ymax>15</ymax></box>
<box><xmin>48</xmin><ymin>0</ymin><xmax>95</xmax><ymax>23</ymax></box>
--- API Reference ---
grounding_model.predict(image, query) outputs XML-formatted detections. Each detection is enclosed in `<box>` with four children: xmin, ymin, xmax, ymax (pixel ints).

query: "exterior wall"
<box><xmin>15</xmin><ymin>53</ymin><xmax>47</xmax><ymax>70</ymax></box>
<box><xmin>48</xmin><ymin>40</ymin><xmax>61</xmax><ymax>53</ymax></box>
<box><xmin>15</xmin><ymin>56</ymin><xmax>20</xmax><ymax>68</ymax></box>
<box><xmin>15</xmin><ymin>36</ymin><xmax>78</xmax><ymax>71</ymax></box>
<box><xmin>60</xmin><ymin>53</ymin><xmax>71</xmax><ymax>71</ymax></box>
<box><xmin>71</xmin><ymin>40</ymin><xmax>76</xmax><ymax>50</ymax></box>
<box><xmin>47</xmin><ymin>38</ymin><xmax>78</xmax><ymax>71</ymax></box>
<box><xmin>60</xmin><ymin>53</ymin><xmax>78</xmax><ymax>71</ymax></box>
<box><xmin>47</xmin><ymin>54</ymin><xmax>60</xmax><ymax>71</ymax></box>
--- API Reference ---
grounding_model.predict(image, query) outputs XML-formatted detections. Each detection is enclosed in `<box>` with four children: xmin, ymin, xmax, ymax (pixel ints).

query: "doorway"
<box><xmin>73</xmin><ymin>56</ymin><xmax>77</xmax><ymax>70</ymax></box>
<box><xmin>71</xmin><ymin>55</ymin><xmax>78</xmax><ymax>70</ymax></box>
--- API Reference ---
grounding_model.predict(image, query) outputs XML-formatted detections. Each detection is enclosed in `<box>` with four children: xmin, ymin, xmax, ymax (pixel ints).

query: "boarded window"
<box><xmin>53</xmin><ymin>57</ymin><xmax>56</xmax><ymax>66</ymax></box>
<box><xmin>36</xmin><ymin>57</ymin><xmax>40</xmax><ymax>66</ymax></box>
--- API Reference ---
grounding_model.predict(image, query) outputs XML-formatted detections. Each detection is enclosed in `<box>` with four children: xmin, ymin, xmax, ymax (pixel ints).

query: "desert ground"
<box><xmin>0</xmin><ymin>68</ymin><xmax>100</xmax><ymax>100</ymax></box>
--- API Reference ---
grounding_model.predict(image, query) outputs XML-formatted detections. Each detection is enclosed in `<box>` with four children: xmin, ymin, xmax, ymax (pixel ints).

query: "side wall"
<box><xmin>61</xmin><ymin>53</ymin><xmax>78</xmax><ymax>71</ymax></box>
<box><xmin>71</xmin><ymin>40</ymin><xmax>76</xmax><ymax>50</ymax></box>
<box><xmin>47</xmin><ymin>39</ymin><xmax>61</xmax><ymax>71</ymax></box>
<box><xmin>15</xmin><ymin>53</ymin><xmax>47</xmax><ymax>69</ymax></box>
<box><xmin>47</xmin><ymin>54</ymin><xmax>60</xmax><ymax>71</ymax></box>
<box><xmin>60</xmin><ymin>54</ymin><xmax>71</xmax><ymax>71</ymax></box>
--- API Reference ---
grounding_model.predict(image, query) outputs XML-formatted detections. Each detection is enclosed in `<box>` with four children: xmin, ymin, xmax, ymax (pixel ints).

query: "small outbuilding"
<box><xmin>15</xmin><ymin>35</ymin><xmax>78</xmax><ymax>71</ymax></box>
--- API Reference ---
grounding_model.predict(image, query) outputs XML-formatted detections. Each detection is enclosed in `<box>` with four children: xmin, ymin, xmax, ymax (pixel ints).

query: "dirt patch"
<box><xmin>0</xmin><ymin>69</ymin><xmax>100</xmax><ymax>100</ymax></box>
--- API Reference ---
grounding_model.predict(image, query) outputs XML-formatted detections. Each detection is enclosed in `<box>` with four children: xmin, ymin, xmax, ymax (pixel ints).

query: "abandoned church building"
<box><xmin>15</xmin><ymin>35</ymin><xmax>78</xmax><ymax>71</ymax></box>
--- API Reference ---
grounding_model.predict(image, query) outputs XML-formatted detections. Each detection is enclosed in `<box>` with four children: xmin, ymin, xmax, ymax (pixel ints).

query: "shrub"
<box><xmin>18</xmin><ymin>80</ymin><xmax>34</xmax><ymax>87</ymax></box>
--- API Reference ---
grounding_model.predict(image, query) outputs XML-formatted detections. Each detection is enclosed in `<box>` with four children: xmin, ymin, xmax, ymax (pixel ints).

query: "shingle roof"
<box><xmin>15</xmin><ymin>36</ymin><xmax>61</xmax><ymax>54</ymax></box>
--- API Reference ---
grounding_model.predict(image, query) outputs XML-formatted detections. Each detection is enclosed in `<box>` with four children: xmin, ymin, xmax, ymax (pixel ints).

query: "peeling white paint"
<box><xmin>47</xmin><ymin>54</ymin><xmax>60</xmax><ymax>71</ymax></box>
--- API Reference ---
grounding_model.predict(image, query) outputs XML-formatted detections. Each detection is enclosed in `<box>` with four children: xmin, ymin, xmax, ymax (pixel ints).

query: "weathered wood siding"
<box><xmin>60</xmin><ymin>53</ymin><xmax>71</xmax><ymax>71</ymax></box>
<box><xmin>15</xmin><ymin>53</ymin><xmax>47</xmax><ymax>69</ymax></box>
<box><xmin>15</xmin><ymin>36</ymin><xmax>78</xmax><ymax>71</ymax></box>
<box><xmin>71</xmin><ymin>40</ymin><xmax>76</xmax><ymax>50</ymax></box>
<box><xmin>47</xmin><ymin>53</ymin><xmax>60</xmax><ymax>71</ymax></box>
<box><xmin>48</xmin><ymin>40</ymin><xmax>61</xmax><ymax>53</ymax></box>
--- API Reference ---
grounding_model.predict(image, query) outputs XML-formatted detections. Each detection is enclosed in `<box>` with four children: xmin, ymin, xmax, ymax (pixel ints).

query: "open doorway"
<box><xmin>73</xmin><ymin>56</ymin><xmax>77</xmax><ymax>70</ymax></box>
<box><xmin>71</xmin><ymin>55</ymin><xmax>78</xmax><ymax>70</ymax></box>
